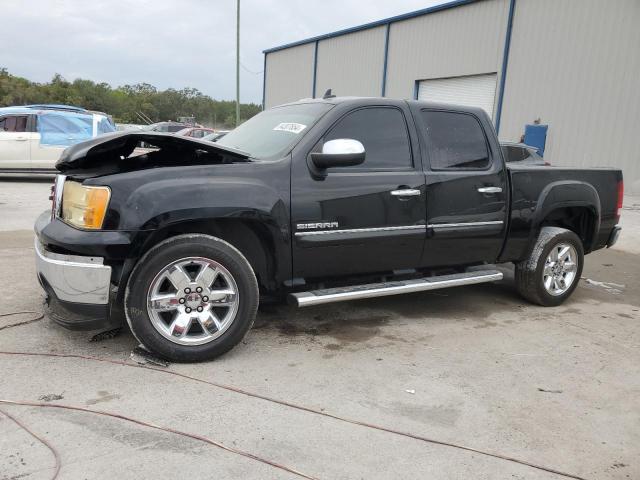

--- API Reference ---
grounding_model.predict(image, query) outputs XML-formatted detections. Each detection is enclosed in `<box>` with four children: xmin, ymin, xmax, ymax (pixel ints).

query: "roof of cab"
<box><xmin>0</xmin><ymin>105</ymin><xmax>97</xmax><ymax>117</ymax></box>
<box><xmin>276</xmin><ymin>95</ymin><xmax>489</xmax><ymax>116</ymax></box>
<box><xmin>23</xmin><ymin>104</ymin><xmax>87</xmax><ymax>112</ymax></box>
<box><xmin>0</xmin><ymin>106</ymin><xmax>38</xmax><ymax>115</ymax></box>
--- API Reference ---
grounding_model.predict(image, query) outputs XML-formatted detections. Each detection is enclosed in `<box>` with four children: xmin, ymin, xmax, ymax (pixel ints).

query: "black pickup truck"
<box><xmin>34</xmin><ymin>97</ymin><xmax>623</xmax><ymax>361</ymax></box>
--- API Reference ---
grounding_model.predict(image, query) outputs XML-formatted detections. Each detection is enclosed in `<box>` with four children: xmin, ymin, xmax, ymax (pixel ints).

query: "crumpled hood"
<box><xmin>55</xmin><ymin>131</ymin><xmax>249</xmax><ymax>172</ymax></box>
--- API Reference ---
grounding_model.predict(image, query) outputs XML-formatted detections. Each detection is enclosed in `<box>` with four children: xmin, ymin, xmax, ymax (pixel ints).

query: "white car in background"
<box><xmin>0</xmin><ymin>105</ymin><xmax>116</xmax><ymax>172</ymax></box>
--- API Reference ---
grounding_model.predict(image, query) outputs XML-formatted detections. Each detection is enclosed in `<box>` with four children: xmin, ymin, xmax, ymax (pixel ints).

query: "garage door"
<box><xmin>417</xmin><ymin>73</ymin><xmax>498</xmax><ymax>118</ymax></box>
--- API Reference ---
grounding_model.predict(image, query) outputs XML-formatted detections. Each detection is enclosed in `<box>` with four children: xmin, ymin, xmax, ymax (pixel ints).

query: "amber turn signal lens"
<box><xmin>61</xmin><ymin>181</ymin><xmax>111</xmax><ymax>229</ymax></box>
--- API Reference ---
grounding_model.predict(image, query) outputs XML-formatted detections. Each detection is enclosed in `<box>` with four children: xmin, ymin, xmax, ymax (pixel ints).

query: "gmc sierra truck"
<box><xmin>34</xmin><ymin>97</ymin><xmax>623</xmax><ymax>362</ymax></box>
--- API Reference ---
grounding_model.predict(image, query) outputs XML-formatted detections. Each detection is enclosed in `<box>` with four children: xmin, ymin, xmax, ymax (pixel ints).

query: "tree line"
<box><xmin>0</xmin><ymin>68</ymin><xmax>262</xmax><ymax>128</ymax></box>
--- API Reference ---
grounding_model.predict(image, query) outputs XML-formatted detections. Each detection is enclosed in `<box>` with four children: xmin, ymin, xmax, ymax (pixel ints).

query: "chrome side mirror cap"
<box><xmin>311</xmin><ymin>139</ymin><xmax>365</xmax><ymax>169</ymax></box>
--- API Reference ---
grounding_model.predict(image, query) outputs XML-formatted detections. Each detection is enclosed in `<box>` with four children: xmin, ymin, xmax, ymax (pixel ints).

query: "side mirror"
<box><xmin>311</xmin><ymin>139</ymin><xmax>365</xmax><ymax>169</ymax></box>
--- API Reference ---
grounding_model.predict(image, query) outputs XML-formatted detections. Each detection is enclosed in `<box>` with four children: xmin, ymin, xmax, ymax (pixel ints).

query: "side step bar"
<box><xmin>289</xmin><ymin>270</ymin><xmax>503</xmax><ymax>307</ymax></box>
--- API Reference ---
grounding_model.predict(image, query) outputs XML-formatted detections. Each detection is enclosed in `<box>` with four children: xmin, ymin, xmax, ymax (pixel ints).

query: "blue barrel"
<box><xmin>524</xmin><ymin>124</ymin><xmax>548</xmax><ymax>157</ymax></box>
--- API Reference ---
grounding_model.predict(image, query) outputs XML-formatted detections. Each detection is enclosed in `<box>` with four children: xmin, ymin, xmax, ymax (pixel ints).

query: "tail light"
<box><xmin>615</xmin><ymin>180</ymin><xmax>624</xmax><ymax>223</ymax></box>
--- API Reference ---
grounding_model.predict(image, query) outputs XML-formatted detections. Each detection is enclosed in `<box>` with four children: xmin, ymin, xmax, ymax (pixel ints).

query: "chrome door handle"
<box><xmin>477</xmin><ymin>186</ymin><xmax>502</xmax><ymax>194</ymax></box>
<box><xmin>391</xmin><ymin>189</ymin><xmax>421</xmax><ymax>197</ymax></box>
<box><xmin>15</xmin><ymin>137</ymin><xmax>28</xmax><ymax>141</ymax></box>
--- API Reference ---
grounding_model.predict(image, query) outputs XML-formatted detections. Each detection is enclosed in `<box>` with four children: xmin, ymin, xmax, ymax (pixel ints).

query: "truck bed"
<box><xmin>502</xmin><ymin>165</ymin><xmax>623</xmax><ymax>261</ymax></box>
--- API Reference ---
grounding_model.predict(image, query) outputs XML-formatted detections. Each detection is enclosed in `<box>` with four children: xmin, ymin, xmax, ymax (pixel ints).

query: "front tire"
<box><xmin>125</xmin><ymin>234</ymin><xmax>259</xmax><ymax>362</ymax></box>
<box><xmin>515</xmin><ymin>227</ymin><xmax>584</xmax><ymax>307</ymax></box>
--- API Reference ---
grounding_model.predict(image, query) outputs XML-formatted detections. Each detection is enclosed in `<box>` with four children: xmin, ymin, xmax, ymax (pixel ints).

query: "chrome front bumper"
<box><xmin>35</xmin><ymin>239</ymin><xmax>112</xmax><ymax>305</ymax></box>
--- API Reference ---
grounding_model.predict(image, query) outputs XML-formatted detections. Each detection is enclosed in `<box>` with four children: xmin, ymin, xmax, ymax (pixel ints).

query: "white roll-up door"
<box><xmin>417</xmin><ymin>73</ymin><xmax>498</xmax><ymax>118</ymax></box>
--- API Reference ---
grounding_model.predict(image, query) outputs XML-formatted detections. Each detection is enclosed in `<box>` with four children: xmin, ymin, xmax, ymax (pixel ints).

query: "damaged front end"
<box><xmin>55</xmin><ymin>131</ymin><xmax>251</xmax><ymax>175</ymax></box>
<box><xmin>36</xmin><ymin>132</ymin><xmax>251</xmax><ymax>332</ymax></box>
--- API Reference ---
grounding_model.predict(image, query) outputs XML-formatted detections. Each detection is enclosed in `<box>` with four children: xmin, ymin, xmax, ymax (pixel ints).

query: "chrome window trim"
<box><xmin>294</xmin><ymin>225</ymin><xmax>426</xmax><ymax>237</ymax></box>
<box><xmin>427</xmin><ymin>221</ymin><xmax>504</xmax><ymax>228</ymax></box>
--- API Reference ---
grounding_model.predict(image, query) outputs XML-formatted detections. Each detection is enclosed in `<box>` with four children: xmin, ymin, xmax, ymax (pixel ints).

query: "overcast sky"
<box><xmin>1</xmin><ymin>0</ymin><xmax>443</xmax><ymax>104</ymax></box>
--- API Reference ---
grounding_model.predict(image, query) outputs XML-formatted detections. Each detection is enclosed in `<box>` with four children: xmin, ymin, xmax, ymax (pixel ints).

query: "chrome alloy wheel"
<box><xmin>543</xmin><ymin>243</ymin><xmax>578</xmax><ymax>296</ymax></box>
<box><xmin>147</xmin><ymin>257</ymin><xmax>239</xmax><ymax>345</ymax></box>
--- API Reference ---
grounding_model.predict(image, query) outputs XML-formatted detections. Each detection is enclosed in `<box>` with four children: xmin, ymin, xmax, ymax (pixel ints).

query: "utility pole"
<box><xmin>236</xmin><ymin>0</ymin><xmax>240</xmax><ymax>127</ymax></box>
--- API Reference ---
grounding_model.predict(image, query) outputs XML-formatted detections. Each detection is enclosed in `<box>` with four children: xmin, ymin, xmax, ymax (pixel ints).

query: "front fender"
<box><xmin>124</xmin><ymin>176</ymin><xmax>287</xmax><ymax>231</ymax></box>
<box><xmin>89</xmin><ymin>161</ymin><xmax>292</xmax><ymax>297</ymax></box>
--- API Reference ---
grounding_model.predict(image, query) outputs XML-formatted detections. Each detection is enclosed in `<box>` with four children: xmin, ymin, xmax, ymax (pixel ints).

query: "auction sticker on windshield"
<box><xmin>273</xmin><ymin>123</ymin><xmax>307</xmax><ymax>134</ymax></box>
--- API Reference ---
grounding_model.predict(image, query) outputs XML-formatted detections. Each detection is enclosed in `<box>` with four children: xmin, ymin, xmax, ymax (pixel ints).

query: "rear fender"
<box><xmin>528</xmin><ymin>180</ymin><xmax>601</xmax><ymax>252</ymax></box>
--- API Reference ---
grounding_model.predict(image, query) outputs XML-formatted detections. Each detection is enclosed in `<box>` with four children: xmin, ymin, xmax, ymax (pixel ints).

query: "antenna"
<box><xmin>322</xmin><ymin>89</ymin><xmax>336</xmax><ymax>99</ymax></box>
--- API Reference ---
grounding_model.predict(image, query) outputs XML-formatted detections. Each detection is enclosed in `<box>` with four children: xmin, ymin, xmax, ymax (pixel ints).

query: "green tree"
<box><xmin>0</xmin><ymin>68</ymin><xmax>262</xmax><ymax>127</ymax></box>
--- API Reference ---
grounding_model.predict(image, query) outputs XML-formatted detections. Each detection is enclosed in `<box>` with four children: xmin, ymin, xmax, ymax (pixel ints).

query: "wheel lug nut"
<box><xmin>202</xmin><ymin>296</ymin><xmax>208</xmax><ymax>302</ymax></box>
<box><xmin>197</xmin><ymin>306</ymin><xmax>203</xmax><ymax>312</ymax></box>
<box><xmin>185</xmin><ymin>307</ymin><xmax>192</xmax><ymax>313</ymax></box>
<box><xmin>184</xmin><ymin>288</ymin><xmax>191</xmax><ymax>294</ymax></box>
<box><xmin>179</xmin><ymin>298</ymin><xmax>185</xmax><ymax>304</ymax></box>
<box><xmin>196</xmin><ymin>287</ymin><xmax>202</xmax><ymax>293</ymax></box>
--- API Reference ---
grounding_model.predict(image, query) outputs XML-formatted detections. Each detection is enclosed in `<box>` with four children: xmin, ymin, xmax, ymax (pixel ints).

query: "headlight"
<box><xmin>61</xmin><ymin>181</ymin><xmax>111</xmax><ymax>229</ymax></box>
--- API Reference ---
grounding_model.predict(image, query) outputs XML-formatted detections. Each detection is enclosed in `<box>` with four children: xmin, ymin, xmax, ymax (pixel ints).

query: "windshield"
<box><xmin>216</xmin><ymin>103</ymin><xmax>333</xmax><ymax>159</ymax></box>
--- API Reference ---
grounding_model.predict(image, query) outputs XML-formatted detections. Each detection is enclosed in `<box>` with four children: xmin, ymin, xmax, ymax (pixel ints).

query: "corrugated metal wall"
<box><xmin>500</xmin><ymin>0</ymin><xmax>640</xmax><ymax>193</ymax></box>
<box><xmin>263</xmin><ymin>0</ymin><xmax>640</xmax><ymax>191</ymax></box>
<box><xmin>264</xmin><ymin>43</ymin><xmax>315</xmax><ymax>108</ymax></box>
<box><xmin>384</xmin><ymin>0</ymin><xmax>509</xmax><ymax>101</ymax></box>
<box><xmin>263</xmin><ymin>0</ymin><xmax>509</xmax><ymax>108</ymax></box>
<box><xmin>315</xmin><ymin>26</ymin><xmax>387</xmax><ymax>98</ymax></box>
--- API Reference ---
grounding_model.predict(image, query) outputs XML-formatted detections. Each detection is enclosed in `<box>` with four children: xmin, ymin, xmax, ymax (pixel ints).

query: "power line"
<box><xmin>240</xmin><ymin>61</ymin><xmax>263</xmax><ymax>75</ymax></box>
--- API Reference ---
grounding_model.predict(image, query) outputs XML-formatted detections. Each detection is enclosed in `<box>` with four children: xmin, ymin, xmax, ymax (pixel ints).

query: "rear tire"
<box><xmin>125</xmin><ymin>234</ymin><xmax>259</xmax><ymax>362</ymax></box>
<box><xmin>515</xmin><ymin>227</ymin><xmax>584</xmax><ymax>306</ymax></box>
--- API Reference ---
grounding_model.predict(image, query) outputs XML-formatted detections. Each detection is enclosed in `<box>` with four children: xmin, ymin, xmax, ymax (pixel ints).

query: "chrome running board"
<box><xmin>289</xmin><ymin>270</ymin><xmax>503</xmax><ymax>307</ymax></box>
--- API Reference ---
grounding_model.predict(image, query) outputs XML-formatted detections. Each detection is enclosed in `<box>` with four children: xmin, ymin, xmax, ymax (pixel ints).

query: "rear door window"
<box><xmin>420</xmin><ymin>110</ymin><xmax>490</xmax><ymax>170</ymax></box>
<box><xmin>0</xmin><ymin>115</ymin><xmax>28</xmax><ymax>132</ymax></box>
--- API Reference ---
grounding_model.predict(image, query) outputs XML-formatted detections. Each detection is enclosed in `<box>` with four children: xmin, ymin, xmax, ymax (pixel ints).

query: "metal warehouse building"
<box><xmin>262</xmin><ymin>0</ymin><xmax>640</xmax><ymax>193</ymax></box>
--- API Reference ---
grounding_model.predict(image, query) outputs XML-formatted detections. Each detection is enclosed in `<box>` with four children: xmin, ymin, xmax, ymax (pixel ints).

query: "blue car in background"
<box><xmin>0</xmin><ymin>104</ymin><xmax>116</xmax><ymax>171</ymax></box>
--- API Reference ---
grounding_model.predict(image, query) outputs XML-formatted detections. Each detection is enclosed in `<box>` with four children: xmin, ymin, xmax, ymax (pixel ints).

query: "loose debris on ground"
<box><xmin>89</xmin><ymin>328</ymin><xmax>122</xmax><ymax>342</ymax></box>
<box><xmin>129</xmin><ymin>345</ymin><xmax>170</xmax><ymax>368</ymax></box>
<box><xmin>582</xmin><ymin>278</ymin><xmax>625</xmax><ymax>295</ymax></box>
<box><xmin>38</xmin><ymin>392</ymin><xmax>64</xmax><ymax>402</ymax></box>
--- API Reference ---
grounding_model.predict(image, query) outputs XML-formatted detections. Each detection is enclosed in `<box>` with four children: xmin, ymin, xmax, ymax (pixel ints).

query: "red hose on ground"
<box><xmin>0</xmin><ymin>311</ymin><xmax>44</xmax><ymax>331</ymax></box>
<box><xmin>0</xmin><ymin>399</ymin><xmax>318</xmax><ymax>480</ymax></box>
<box><xmin>0</xmin><ymin>350</ymin><xmax>589</xmax><ymax>480</ymax></box>
<box><xmin>0</xmin><ymin>406</ymin><xmax>61</xmax><ymax>480</ymax></box>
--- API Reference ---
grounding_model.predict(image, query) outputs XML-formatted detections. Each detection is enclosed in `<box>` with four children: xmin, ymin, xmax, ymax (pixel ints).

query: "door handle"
<box><xmin>477</xmin><ymin>186</ymin><xmax>502</xmax><ymax>194</ymax></box>
<box><xmin>391</xmin><ymin>189</ymin><xmax>421</xmax><ymax>197</ymax></box>
<box><xmin>15</xmin><ymin>137</ymin><xmax>28</xmax><ymax>141</ymax></box>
